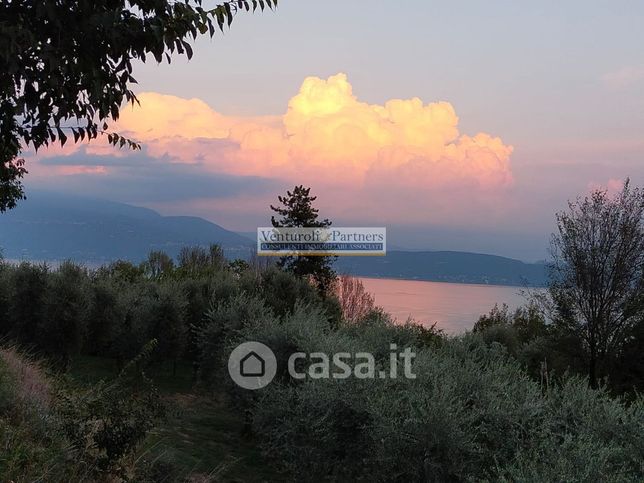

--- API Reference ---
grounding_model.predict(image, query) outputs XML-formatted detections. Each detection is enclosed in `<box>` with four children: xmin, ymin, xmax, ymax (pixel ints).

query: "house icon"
<box><xmin>240</xmin><ymin>351</ymin><xmax>266</xmax><ymax>377</ymax></box>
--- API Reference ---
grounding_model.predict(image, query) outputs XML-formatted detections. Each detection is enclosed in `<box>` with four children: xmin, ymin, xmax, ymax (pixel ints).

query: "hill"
<box><xmin>335</xmin><ymin>250</ymin><xmax>547</xmax><ymax>286</ymax></box>
<box><xmin>0</xmin><ymin>192</ymin><xmax>252</xmax><ymax>262</ymax></box>
<box><xmin>0</xmin><ymin>193</ymin><xmax>547</xmax><ymax>286</ymax></box>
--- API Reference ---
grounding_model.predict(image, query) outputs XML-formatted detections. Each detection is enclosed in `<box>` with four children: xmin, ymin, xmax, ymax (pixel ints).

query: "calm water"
<box><xmin>359</xmin><ymin>277</ymin><xmax>526</xmax><ymax>334</ymax></box>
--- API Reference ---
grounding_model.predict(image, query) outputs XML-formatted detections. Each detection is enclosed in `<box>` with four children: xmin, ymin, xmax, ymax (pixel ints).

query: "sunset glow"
<box><xmin>29</xmin><ymin>73</ymin><xmax>514</xmax><ymax>228</ymax></box>
<box><xmin>17</xmin><ymin>1</ymin><xmax>644</xmax><ymax>261</ymax></box>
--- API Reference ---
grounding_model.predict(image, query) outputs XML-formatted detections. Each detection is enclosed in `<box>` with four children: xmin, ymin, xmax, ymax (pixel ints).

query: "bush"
<box><xmin>85</xmin><ymin>278</ymin><xmax>126</xmax><ymax>356</ymax></box>
<box><xmin>210</xmin><ymin>269</ymin><xmax>241</xmax><ymax>303</ymax></box>
<box><xmin>7</xmin><ymin>262</ymin><xmax>49</xmax><ymax>346</ymax></box>
<box><xmin>197</xmin><ymin>293</ymin><xmax>276</xmax><ymax>386</ymax></box>
<box><xmin>58</xmin><ymin>342</ymin><xmax>161</xmax><ymax>475</ymax></box>
<box><xmin>177</xmin><ymin>244</ymin><xmax>226</xmax><ymax>277</ymax></box>
<box><xmin>103</xmin><ymin>259</ymin><xmax>145</xmax><ymax>283</ymax></box>
<box><xmin>147</xmin><ymin>282</ymin><xmax>187</xmax><ymax>372</ymax></box>
<box><xmin>181</xmin><ymin>277</ymin><xmax>213</xmax><ymax>375</ymax></box>
<box><xmin>0</xmin><ymin>347</ymin><xmax>85</xmax><ymax>481</ymax></box>
<box><xmin>0</xmin><ymin>344</ymin><xmax>163</xmax><ymax>482</ymax></box>
<box><xmin>244</xmin><ymin>318</ymin><xmax>644</xmax><ymax>482</ymax></box>
<box><xmin>259</xmin><ymin>267</ymin><xmax>321</xmax><ymax>317</ymax></box>
<box><xmin>0</xmin><ymin>262</ymin><xmax>10</xmax><ymax>335</ymax></box>
<box><xmin>108</xmin><ymin>282</ymin><xmax>158</xmax><ymax>365</ymax></box>
<box><xmin>494</xmin><ymin>378</ymin><xmax>644</xmax><ymax>482</ymax></box>
<box><xmin>480</xmin><ymin>323</ymin><xmax>521</xmax><ymax>355</ymax></box>
<box><xmin>334</xmin><ymin>274</ymin><xmax>375</xmax><ymax>323</ymax></box>
<box><xmin>473</xmin><ymin>302</ymin><xmax>512</xmax><ymax>332</ymax></box>
<box><xmin>40</xmin><ymin>261</ymin><xmax>89</xmax><ymax>369</ymax></box>
<box><xmin>0</xmin><ymin>257</ymin><xmax>346</xmax><ymax>378</ymax></box>
<box><xmin>607</xmin><ymin>317</ymin><xmax>644</xmax><ymax>396</ymax></box>
<box><xmin>142</xmin><ymin>250</ymin><xmax>175</xmax><ymax>280</ymax></box>
<box><xmin>1</xmin><ymin>256</ymin><xmax>642</xmax><ymax>481</ymax></box>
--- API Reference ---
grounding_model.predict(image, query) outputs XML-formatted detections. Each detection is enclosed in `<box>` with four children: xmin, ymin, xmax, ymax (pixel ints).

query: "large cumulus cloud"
<box><xmin>29</xmin><ymin>73</ymin><xmax>514</xmax><ymax>228</ymax></box>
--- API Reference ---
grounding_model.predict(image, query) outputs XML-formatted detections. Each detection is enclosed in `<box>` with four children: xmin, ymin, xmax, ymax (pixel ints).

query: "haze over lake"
<box><xmin>360</xmin><ymin>277</ymin><xmax>526</xmax><ymax>334</ymax></box>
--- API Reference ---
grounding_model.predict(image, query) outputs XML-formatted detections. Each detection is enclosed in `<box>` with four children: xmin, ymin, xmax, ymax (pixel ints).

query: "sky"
<box><xmin>25</xmin><ymin>0</ymin><xmax>644</xmax><ymax>261</ymax></box>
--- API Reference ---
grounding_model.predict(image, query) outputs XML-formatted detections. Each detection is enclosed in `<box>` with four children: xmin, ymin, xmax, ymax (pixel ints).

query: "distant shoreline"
<box><xmin>2</xmin><ymin>259</ymin><xmax>542</xmax><ymax>289</ymax></box>
<box><xmin>345</xmin><ymin>271</ymin><xmax>545</xmax><ymax>288</ymax></box>
<box><xmin>353</xmin><ymin>274</ymin><xmax>532</xmax><ymax>289</ymax></box>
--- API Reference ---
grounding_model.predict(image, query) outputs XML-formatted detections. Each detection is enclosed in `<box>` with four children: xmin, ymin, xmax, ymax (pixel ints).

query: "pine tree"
<box><xmin>270</xmin><ymin>185</ymin><xmax>337</xmax><ymax>294</ymax></box>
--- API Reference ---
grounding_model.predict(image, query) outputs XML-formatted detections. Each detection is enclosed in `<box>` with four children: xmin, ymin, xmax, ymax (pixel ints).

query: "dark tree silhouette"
<box><xmin>270</xmin><ymin>185</ymin><xmax>337</xmax><ymax>294</ymax></box>
<box><xmin>143</xmin><ymin>250</ymin><xmax>175</xmax><ymax>279</ymax></box>
<box><xmin>0</xmin><ymin>0</ymin><xmax>276</xmax><ymax>211</ymax></box>
<box><xmin>548</xmin><ymin>179</ymin><xmax>644</xmax><ymax>387</ymax></box>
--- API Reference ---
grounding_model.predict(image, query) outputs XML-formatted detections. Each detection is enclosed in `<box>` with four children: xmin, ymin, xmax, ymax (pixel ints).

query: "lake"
<box><xmin>359</xmin><ymin>277</ymin><xmax>527</xmax><ymax>334</ymax></box>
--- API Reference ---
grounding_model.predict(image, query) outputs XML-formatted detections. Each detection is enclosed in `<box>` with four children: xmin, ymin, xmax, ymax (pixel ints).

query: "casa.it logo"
<box><xmin>227</xmin><ymin>341</ymin><xmax>277</xmax><ymax>390</ymax></box>
<box><xmin>228</xmin><ymin>341</ymin><xmax>417</xmax><ymax>390</ymax></box>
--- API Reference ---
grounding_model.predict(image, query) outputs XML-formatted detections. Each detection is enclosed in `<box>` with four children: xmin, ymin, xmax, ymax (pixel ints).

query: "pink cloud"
<box><xmin>29</xmin><ymin>73</ymin><xmax>514</xmax><ymax>228</ymax></box>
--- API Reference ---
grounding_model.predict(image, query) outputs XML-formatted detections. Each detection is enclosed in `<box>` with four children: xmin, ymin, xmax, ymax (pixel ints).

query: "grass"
<box><xmin>0</xmin><ymin>348</ymin><xmax>86</xmax><ymax>482</ymax></box>
<box><xmin>142</xmin><ymin>394</ymin><xmax>279</xmax><ymax>481</ymax></box>
<box><xmin>68</xmin><ymin>355</ymin><xmax>282</xmax><ymax>482</ymax></box>
<box><xmin>67</xmin><ymin>355</ymin><xmax>194</xmax><ymax>394</ymax></box>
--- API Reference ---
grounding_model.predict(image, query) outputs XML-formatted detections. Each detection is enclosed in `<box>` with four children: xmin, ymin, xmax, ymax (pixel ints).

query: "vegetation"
<box><xmin>253</xmin><ymin>339</ymin><xmax>642</xmax><ymax>481</ymax></box>
<box><xmin>547</xmin><ymin>179</ymin><xmax>644</xmax><ymax>388</ymax></box>
<box><xmin>270</xmin><ymin>185</ymin><xmax>338</xmax><ymax>294</ymax></box>
<box><xmin>0</xmin><ymin>246</ymin><xmax>343</xmax><ymax>480</ymax></box>
<box><xmin>1</xmin><ymin>241</ymin><xmax>642</xmax><ymax>481</ymax></box>
<box><xmin>333</xmin><ymin>274</ymin><xmax>376</xmax><ymax>323</ymax></box>
<box><xmin>193</xmin><ymin>297</ymin><xmax>643</xmax><ymax>482</ymax></box>
<box><xmin>472</xmin><ymin>182</ymin><xmax>644</xmax><ymax>396</ymax></box>
<box><xmin>0</xmin><ymin>182</ymin><xmax>643</xmax><ymax>481</ymax></box>
<box><xmin>0</xmin><ymin>0</ymin><xmax>277</xmax><ymax>211</ymax></box>
<box><xmin>0</xmin><ymin>345</ymin><xmax>161</xmax><ymax>481</ymax></box>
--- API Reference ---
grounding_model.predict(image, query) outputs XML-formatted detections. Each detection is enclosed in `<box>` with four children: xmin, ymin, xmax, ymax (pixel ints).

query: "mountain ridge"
<box><xmin>0</xmin><ymin>193</ymin><xmax>547</xmax><ymax>285</ymax></box>
<box><xmin>0</xmin><ymin>192</ymin><xmax>252</xmax><ymax>262</ymax></box>
<box><xmin>335</xmin><ymin>250</ymin><xmax>547</xmax><ymax>286</ymax></box>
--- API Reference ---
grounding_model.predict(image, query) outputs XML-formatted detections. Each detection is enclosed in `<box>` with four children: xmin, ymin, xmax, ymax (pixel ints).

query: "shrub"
<box><xmin>177</xmin><ymin>244</ymin><xmax>226</xmax><ymax>277</ymax></box>
<box><xmin>239</xmin><ymin>301</ymin><xmax>335</xmax><ymax>384</ymax></box>
<box><xmin>0</xmin><ymin>344</ymin><xmax>163</xmax><ymax>481</ymax></box>
<box><xmin>108</xmin><ymin>282</ymin><xmax>158</xmax><ymax>366</ymax></box>
<box><xmin>0</xmin><ymin>347</ymin><xmax>85</xmax><ymax>481</ymax></box>
<box><xmin>245</xmin><ymin>321</ymin><xmax>644</xmax><ymax>482</ymax></box>
<box><xmin>334</xmin><ymin>274</ymin><xmax>375</xmax><ymax>323</ymax></box>
<box><xmin>8</xmin><ymin>262</ymin><xmax>49</xmax><ymax>346</ymax></box>
<box><xmin>142</xmin><ymin>250</ymin><xmax>175</xmax><ymax>280</ymax></box>
<box><xmin>259</xmin><ymin>267</ymin><xmax>320</xmax><ymax>317</ymax></box>
<box><xmin>147</xmin><ymin>282</ymin><xmax>187</xmax><ymax>373</ymax></box>
<box><xmin>480</xmin><ymin>323</ymin><xmax>521</xmax><ymax>356</ymax></box>
<box><xmin>210</xmin><ymin>269</ymin><xmax>241</xmax><ymax>303</ymax></box>
<box><xmin>0</xmin><ymin>262</ymin><xmax>11</xmax><ymax>335</ymax></box>
<box><xmin>609</xmin><ymin>317</ymin><xmax>644</xmax><ymax>395</ymax></box>
<box><xmin>228</xmin><ymin>258</ymin><xmax>250</xmax><ymax>277</ymax></box>
<box><xmin>85</xmin><ymin>278</ymin><xmax>126</xmax><ymax>356</ymax></box>
<box><xmin>57</xmin><ymin>375</ymin><xmax>163</xmax><ymax>477</ymax></box>
<box><xmin>40</xmin><ymin>261</ymin><xmax>89</xmax><ymax>369</ymax></box>
<box><xmin>103</xmin><ymin>259</ymin><xmax>145</xmax><ymax>283</ymax></box>
<box><xmin>181</xmin><ymin>277</ymin><xmax>213</xmax><ymax>375</ymax></box>
<box><xmin>494</xmin><ymin>379</ymin><xmax>644</xmax><ymax>482</ymax></box>
<box><xmin>473</xmin><ymin>302</ymin><xmax>511</xmax><ymax>332</ymax></box>
<box><xmin>511</xmin><ymin>303</ymin><xmax>548</xmax><ymax>343</ymax></box>
<box><xmin>197</xmin><ymin>293</ymin><xmax>276</xmax><ymax>386</ymax></box>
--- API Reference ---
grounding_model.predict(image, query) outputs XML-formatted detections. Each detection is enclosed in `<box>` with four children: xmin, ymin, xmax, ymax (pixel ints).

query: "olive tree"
<box><xmin>548</xmin><ymin>179</ymin><xmax>644</xmax><ymax>387</ymax></box>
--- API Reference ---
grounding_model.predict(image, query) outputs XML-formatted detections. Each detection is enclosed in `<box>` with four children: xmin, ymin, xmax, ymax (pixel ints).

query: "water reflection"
<box><xmin>359</xmin><ymin>277</ymin><xmax>527</xmax><ymax>334</ymax></box>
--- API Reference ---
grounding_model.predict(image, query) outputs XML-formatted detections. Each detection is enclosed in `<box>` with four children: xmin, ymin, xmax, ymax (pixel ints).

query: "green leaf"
<box><xmin>183</xmin><ymin>41</ymin><xmax>193</xmax><ymax>59</ymax></box>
